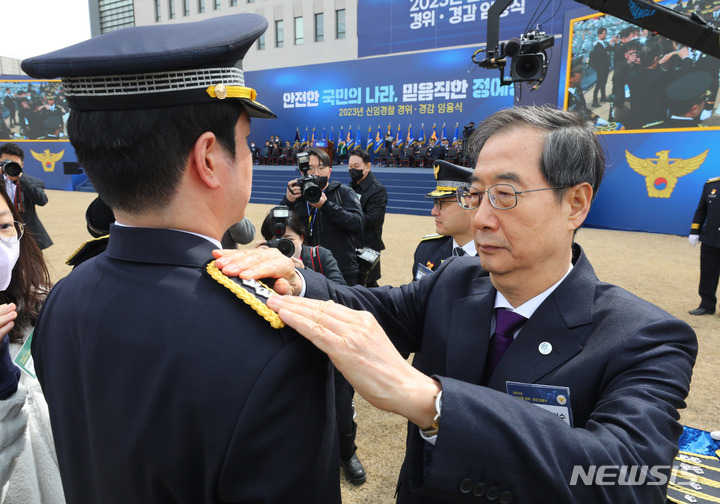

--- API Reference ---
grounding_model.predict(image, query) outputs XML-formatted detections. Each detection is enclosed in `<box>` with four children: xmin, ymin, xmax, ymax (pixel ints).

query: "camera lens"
<box><xmin>275</xmin><ymin>238</ymin><xmax>295</xmax><ymax>258</ymax></box>
<box><xmin>1</xmin><ymin>161</ymin><xmax>22</xmax><ymax>177</ymax></box>
<box><xmin>303</xmin><ymin>183</ymin><xmax>322</xmax><ymax>204</ymax></box>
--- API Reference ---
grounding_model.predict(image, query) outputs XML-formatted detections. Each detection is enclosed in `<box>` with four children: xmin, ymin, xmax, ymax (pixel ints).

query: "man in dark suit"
<box><xmin>412</xmin><ymin>160</ymin><xmax>477</xmax><ymax>280</ymax></box>
<box><xmin>589</xmin><ymin>27</ymin><xmax>612</xmax><ymax>107</ymax></box>
<box><xmin>217</xmin><ymin>106</ymin><xmax>697</xmax><ymax>503</ymax></box>
<box><xmin>25</xmin><ymin>14</ymin><xmax>340</xmax><ymax>504</ymax></box>
<box><xmin>688</xmin><ymin>173</ymin><xmax>720</xmax><ymax>315</ymax></box>
<box><xmin>0</xmin><ymin>142</ymin><xmax>52</xmax><ymax>250</ymax></box>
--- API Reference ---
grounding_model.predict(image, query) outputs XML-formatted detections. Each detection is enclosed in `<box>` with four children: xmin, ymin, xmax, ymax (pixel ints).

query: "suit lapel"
<box><xmin>445</xmin><ymin>277</ymin><xmax>494</xmax><ymax>384</ymax></box>
<box><xmin>486</xmin><ymin>246</ymin><xmax>597</xmax><ymax>389</ymax></box>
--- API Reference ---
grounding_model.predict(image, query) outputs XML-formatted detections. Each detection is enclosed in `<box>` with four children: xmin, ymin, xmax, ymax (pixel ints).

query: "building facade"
<box><xmin>90</xmin><ymin>0</ymin><xmax>359</xmax><ymax>71</ymax></box>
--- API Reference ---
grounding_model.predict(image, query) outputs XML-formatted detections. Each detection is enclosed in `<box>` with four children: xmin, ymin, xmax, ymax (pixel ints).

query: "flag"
<box><xmin>329</xmin><ymin>127</ymin><xmax>334</xmax><ymax>144</ymax></box>
<box><xmin>441</xmin><ymin>123</ymin><xmax>448</xmax><ymax>141</ymax></box>
<box><xmin>294</xmin><ymin>127</ymin><xmax>300</xmax><ymax>146</ymax></box>
<box><xmin>418</xmin><ymin>124</ymin><xmax>426</xmax><ymax>146</ymax></box>
<box><xmin>311</xmin><ymin>127</ymin><xmax>316</xmax><ymax>146</ymax></box>
<box><xmin>339</xmin><ymin>125</ymin><xmax>344</xmax><ymax>145</ymax></box>
<box><xmin>355</xmin><ymin>125</ymin><xmax>362</xmax><ymax>151</ymax></box>
<box><xmin>347</xmin><ymin>125</ymin><xmax>354</xmax><ymax>149</ymax></box>
<box><xmin>374</xmin><ymin>125</ymin><xmax>383</xmax><ymax>153</ymax></box>
<box><xmin>301</xmin><ymin>127</ymin><xmax>309</xmax><ymax>148</ymax></box>
<box><xmin>366</xmin><ymin>125</ymin><xmax>373</xmax><ymax>152</ymax></box>
<box><xmin>430</xmin><ymin>123</ymin><xmax>438</xmax><ymax>144</ymax></box>
<box><xmin>406</xmin><ymin>124</ymin><xmax>414</xmax><ymax>145</ymax></box>
<box><xmin>321</xmin><ymin>127</ymin><xmax>327</xmax><ymax>143</ymax></box>
<box><xmin>396</xmin><ymin>124</ymin><xmax>403</xmax><ymax>149</ymax></box>
<box><xmin>452</xmin><ymin>122</ymin><xmax>460</xmax><ymax>144</ymax></box>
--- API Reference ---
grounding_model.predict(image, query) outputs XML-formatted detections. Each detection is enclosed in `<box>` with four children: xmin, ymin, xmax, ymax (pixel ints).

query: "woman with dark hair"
<box><xmin>259</xmin><ymin>209</ymin><xmax>346</xmax><ymax>286</ymax></box>
<box><xmin>0</xmin><ymin>187</ymin><xmax>61</xmax><ymax>503</ymax></box>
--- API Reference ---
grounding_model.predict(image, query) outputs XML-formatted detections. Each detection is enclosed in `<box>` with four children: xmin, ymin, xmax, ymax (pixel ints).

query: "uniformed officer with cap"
<box><xmin>24</xmin><ymin>14</ymin><xmax>340</xmax><ymax>504</ymax></box>
<box><xmin>412</xmin><ymin>159</ymin><xmax>481</xmax><ymax>280</ymax></box>
<box><xmin>689</xmin><ymin>174</ymin><xmax>720</xmax><ymax>315</ymax></box>
<box><xmin>644</xmin><ymin>71</ymin><xmax>712</xmax><ymax>129</ymax></box>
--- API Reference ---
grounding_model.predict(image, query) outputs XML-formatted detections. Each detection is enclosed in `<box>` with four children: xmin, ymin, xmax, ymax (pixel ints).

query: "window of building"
<box><xmin>198</xmin><ymin>0</ymin><xmax>205</xmax><ymax>13</ymax></box>
<box><xmin>314</xmin><ymin>13</ymin><xmax>324</xmax><ymax>42</ymax></box>
<box><xmin>183</xmin><ymin>0</ymin><xmax>190</xmax><ymax>15</ymax></box>
<box><xmin>247</xmin><ymin>0</ymin><xmax>255</xmax><ymax>3</ymax></box>
<box><xmin>275</xmin><ymin>19</ymin><xmax>284</xmax><ymax>48</ymax></box>
<box><xmin>336</xmin><ymin>9</ymin><xmax>346</xmax><ymax>39</ymax></box>
<box><xmin>294</xmin><ymin>17</ymin><xmax>304</xmax><ymax>45</ymax></box>
<box><xmin>168</xmin><ymin>0</ymin><xmax>176</xmax><ymax>18</ymax></box>
<box><xmin>230</xmin><ymin>0</ymin><xmax>237</xmax><ymax>5</ymax></box>
<box><xmin>257</xmin><ymin>32</ymin><xmax>265</xmax><ymax>50</ymax></box>
<box><xmin>154</xmin><ymin>0</ymin><xmax>161</xmax><ymax>21</ymax></box>
<box><xmin>214</xmin><ymin>0</ymin><xmax>221</xmax><ymax>9</ymax></box>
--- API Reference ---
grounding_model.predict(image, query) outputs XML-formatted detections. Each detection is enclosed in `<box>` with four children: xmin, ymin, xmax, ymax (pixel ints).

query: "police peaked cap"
<box><xmin>426</xmin><ymin>159</ymin><xmax>475</xmax><ymax>199</ymax></box>
<box><xmin>21</xmin><ymin>13</ymin><xmax>276</xmax><ymax>119</ymax></box>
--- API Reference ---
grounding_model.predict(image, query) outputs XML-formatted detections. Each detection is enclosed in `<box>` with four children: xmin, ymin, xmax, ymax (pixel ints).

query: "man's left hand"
<box><xmin>309</xmin><ymin>192</ymin><xmax>327</xmax><ymax>209</ymax></box>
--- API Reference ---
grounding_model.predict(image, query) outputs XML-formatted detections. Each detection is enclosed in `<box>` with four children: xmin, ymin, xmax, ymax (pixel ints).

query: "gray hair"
<box><xmin>467</xmin><ymin>105</ymin><xmax>605</xmax><ymax>203</ymax></box>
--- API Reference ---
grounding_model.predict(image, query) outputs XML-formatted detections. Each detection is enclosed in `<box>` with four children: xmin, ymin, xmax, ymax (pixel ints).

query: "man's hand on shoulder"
<box><xmin>212</xmin><ymin>247</ymin><xmax>304</xmax><ymax>296</ymax></box>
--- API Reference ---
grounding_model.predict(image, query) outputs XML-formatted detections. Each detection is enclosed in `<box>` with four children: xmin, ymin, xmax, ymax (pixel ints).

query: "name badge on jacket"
<box><xmin>506</xmin><ymin>381</ymin><xmax>574</xmax><ymax>427</ymax></box>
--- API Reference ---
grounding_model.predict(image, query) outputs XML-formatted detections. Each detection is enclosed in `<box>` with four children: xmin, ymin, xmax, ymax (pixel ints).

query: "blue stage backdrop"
<box><xmin>245</xmin><ymin>45</ymin><xmax>521</xmax><ymax>150</ymax></box>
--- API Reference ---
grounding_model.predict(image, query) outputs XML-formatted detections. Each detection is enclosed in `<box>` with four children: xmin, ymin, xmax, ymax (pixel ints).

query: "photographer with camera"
<box><xmin>281</xmin><ymin>147</ymin><xmax>367</xmax><ymax>486</ymax></box>
<box><xmin>0</xmin><ymin>144</ymin><xmax>52</xmax><ymax>250</ymax></box>
<box><xmin>282</xmin><ymin>148</ymin><xmax>364</xmax><ymax>287</ymax></box>
<box><xmin>259</xmin><ymin>207</ymin><xmax>346</xmax><ymax>286</ymax></box>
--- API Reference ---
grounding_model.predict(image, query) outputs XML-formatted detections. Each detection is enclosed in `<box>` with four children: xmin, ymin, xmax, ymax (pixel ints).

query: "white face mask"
<box><xmin>0</xmin><ymin>240</ymin><xmax>20</xmax><ymax>291</ymax></box>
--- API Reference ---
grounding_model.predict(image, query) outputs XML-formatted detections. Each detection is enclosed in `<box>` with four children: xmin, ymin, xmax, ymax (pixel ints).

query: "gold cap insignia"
<box><xmin>214</xmin><ymin>83</ymin><xmax>228</xmax><ymax>100</ymax></box>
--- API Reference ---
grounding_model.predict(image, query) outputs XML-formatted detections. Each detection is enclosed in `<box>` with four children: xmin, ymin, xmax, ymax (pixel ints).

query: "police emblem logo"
<box><xmin>205</xmin><ymin>260</ymin><xmax>285</xmax><ymax>329</ymax></box>
<box><xmin>626</xmin><ymin>149</ymin><xmax>708</xmax><ymax>198</ymax></box>
<box><xmin>31</xmin><ymin>149</ymin><xmax>65</xmax><ymax>172</ymax></box>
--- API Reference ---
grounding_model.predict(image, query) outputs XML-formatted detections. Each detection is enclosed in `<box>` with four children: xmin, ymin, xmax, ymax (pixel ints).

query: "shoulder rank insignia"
<box><xmin>205</xmin><ymin>260</ymin><xmax>285</xmax><ymax>329</ymax></box>
<box><xmin>420</xmin><ymin>233</ymin><xmax>445</xmax><ymax>241</ymax></box>
<box><xmin>707</xmin><ymin>176</ymin><xmax>720</xmax><ymax>183</ymax></box>
<box><xmin>66</xmin><ymin>235</ymin><xmax>109</xmax><ymax>267</ymax></box>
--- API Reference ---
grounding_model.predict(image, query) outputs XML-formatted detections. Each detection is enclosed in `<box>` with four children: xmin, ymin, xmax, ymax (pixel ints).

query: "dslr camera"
<box><xmin>292</xmin><ymin>152</ymin><xmax>323</xmax><ymax>204</ymax></box>
<box><xmin>0</xmin><ymin>160</ymin><xmax>23</xmax><ymax>177</ymax></box>
<box><xmin>265</xmin><ymin>205</ymin><xmax>295</xmax><ymax>258</ymax></box>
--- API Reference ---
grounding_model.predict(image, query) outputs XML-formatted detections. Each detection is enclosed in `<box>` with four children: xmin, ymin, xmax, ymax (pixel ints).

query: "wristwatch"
<box><xmin>421</xmin><ymin>390</ymin><xmax>443</xmax><ymax>436</ymax></box>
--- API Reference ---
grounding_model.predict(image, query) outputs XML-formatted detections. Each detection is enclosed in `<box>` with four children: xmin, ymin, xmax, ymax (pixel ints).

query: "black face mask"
<box><xmin>349</xmin><ymin>169</ymin><xmax>364</xmax><ymax>181</ymax></box>
<box><xmin>315</xmin><ymin>176</ymin><xmax>329</xmax><ymax>188</ymax></box>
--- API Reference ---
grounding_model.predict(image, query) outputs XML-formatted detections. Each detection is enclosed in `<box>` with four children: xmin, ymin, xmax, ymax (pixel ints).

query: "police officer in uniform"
<box><xmin>23</xmin><ymin>14</ymin><xmax>340</xmax><ymax>504</ymax></box>
<box><xmin>412</xmin><ymin>160</ymin><xmax>478</xmax><ymax>280</ymax></box>
<box><xmin>689</xmin><ymin>175</ymin><xmax>720</xmax><ymax>315</ymax></box>
<box><xmin>643</xmin><ymin>71</ymin><xmax>711</xmax><ymax>130</ymax></box>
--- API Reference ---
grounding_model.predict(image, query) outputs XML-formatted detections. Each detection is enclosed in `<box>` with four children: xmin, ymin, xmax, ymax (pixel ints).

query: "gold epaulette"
<box><xmin>706</xmin><ymin>176</ymin><xmax>720</xmax><ymax>183</ymax></box>
<box><xmin>205</xmin><ymin>260</ymin><xmax>285</xmax><ymax>329</ymax></box>
<box><xmin>420</xmin><ymin>233</ymin><xmax>446</xmax><ymax>242</ymax></box>
<box><xmin>66</xmin><ymin>235</ymin><xmax>110</xmax><ymax>266</ymax></box>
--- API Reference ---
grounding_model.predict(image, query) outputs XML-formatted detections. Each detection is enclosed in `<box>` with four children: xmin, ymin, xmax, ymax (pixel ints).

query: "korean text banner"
<box><xmin>357</xmin><ymin>0</ymin><xmax>575</xmax><ymax>58</ymax></box>
<box><xmin>244</xmin><ymin>44</ymin><xmax>525</xmax><ymax>147</ymax></box>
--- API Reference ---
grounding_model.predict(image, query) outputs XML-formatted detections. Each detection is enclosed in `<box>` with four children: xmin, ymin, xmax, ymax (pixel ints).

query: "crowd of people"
<box><xmin>2</xmin><ymin>84</ymin><xmax>68</xmax><ymax>141</ymax></box>
<box><xmin>251</xmin><ymin>126</ymin><xmax>475</xmax><ymax>168</ymax></box>
<box><xmin>0</xmin><ymin>11</ymin><xmax>714</xmax><ymax>504</ymax></box>
<box><xmin>568</xmin><ymin>15</ymin><xmax>720</xmax><ymax>130</ymax></box>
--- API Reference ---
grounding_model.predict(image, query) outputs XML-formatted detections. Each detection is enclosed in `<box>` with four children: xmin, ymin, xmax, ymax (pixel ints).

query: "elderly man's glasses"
<box><xmin>0</xmin><ymin>221</ymin><xmax>24</xmax><ymax>244</ymax></box>
<box><xmin>456</xmin><ymin>184</ymin><xmax>564</xmax><ymax>210</ymax></box>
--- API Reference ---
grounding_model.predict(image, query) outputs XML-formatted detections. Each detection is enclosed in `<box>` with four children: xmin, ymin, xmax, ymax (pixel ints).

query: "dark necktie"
<box><xmin>452</xmin><ymin>246</ymin><xmax>465</xmax><ymax>257</ymax></box>
<box><xmin>482</xmin><ymin>308</ymin><xmax>526</xmax><ymax>385</ymax></box>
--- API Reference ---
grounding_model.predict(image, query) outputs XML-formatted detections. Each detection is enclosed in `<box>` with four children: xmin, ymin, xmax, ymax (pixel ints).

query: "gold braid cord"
<box><xmin>205</xmin><ymin>261</ymin><xmax>285</xmax><ymax>329</ymax></box>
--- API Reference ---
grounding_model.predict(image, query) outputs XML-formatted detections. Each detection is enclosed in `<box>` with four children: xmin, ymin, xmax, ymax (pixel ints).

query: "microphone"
<box><xmin>504</xmin><ymin>38</ymin><xmax>522</xmax><ymax>58</ymax></box>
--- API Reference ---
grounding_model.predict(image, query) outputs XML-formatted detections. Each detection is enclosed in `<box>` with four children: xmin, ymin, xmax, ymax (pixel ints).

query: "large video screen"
<box><xmin>564</xmin><ymin>2</ymin><xmax>720</xmax><ymax>132</ymax></box>
<box><xmin>1</xmin><ymin>80</ymin><xmax>67</xmax><ymax>141</ymax></box>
